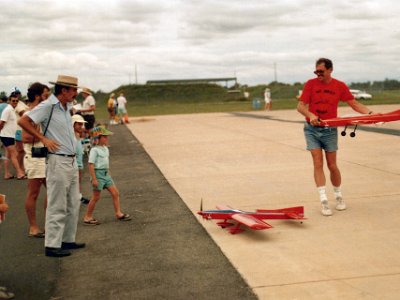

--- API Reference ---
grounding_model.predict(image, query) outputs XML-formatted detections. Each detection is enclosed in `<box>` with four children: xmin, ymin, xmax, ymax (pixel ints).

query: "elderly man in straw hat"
<box><xmin>18</xmin><ymin>75</ymin><xmax>85</xmax><ymax>257</ymax></box>
<box><xmin>78</xmin><ymin>87</ymin><xmax>96</xmax><ymax>131</ymax></box>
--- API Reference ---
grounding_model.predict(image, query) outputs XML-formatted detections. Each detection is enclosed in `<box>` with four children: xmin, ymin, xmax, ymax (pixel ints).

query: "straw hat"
<box><xmin>80</xmin><ymin>87</ymin><xmax>92</xmax><ymax>95</ymax></box>
<box><xmin>49</xmin><ymin>75</ymin><xmax>79</xmax><ymax>88</ymax></box>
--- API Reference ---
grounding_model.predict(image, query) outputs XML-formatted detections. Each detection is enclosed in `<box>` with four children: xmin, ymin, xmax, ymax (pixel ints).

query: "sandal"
<box><xmin>3</xmin><ymin>176</ymin><xmax>15</xmax><ymax>180</ymax></box>
<box><xmin>0</xmin><ymin>287</ymin><xmax>14</xmax><ymax>299</ymax></box>
<box><xmin>17</xmin><ymin>175</ymin><xmax>27</xmax><ymax>180</ymax></box>
<box><xmin>117</xmin><ymin>214</ymin><xmax>132</xmax><ymax>221</ymax></box>
<box><xmin>28</xmin><ymin>232</ymin><xmax>45</xmax><ymax>238</ymax></box>
<box><xmin>83</xmin><ymin>219</ymin><xmax>100</xmax><ymax>226</ymax></box>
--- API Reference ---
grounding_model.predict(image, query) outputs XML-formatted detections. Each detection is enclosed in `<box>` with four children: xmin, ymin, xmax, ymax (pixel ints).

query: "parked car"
<box><xmin>350</xmin><ymin>89</ymin><xmax>372</xmax><ymax>100</ymax></box>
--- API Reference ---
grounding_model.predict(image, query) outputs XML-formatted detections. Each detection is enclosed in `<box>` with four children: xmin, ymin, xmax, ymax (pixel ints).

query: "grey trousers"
<box><xmin>45</xmin><ymin>155</ymin><xmax>80</xmax><ymax>248</ymax></box>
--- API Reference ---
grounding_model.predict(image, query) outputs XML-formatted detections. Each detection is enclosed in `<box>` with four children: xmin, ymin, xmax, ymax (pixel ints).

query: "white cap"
<box><xmin>72</xmin><ymin>114</ymin><xmax>87</xmax><ymax>124</ymax></box>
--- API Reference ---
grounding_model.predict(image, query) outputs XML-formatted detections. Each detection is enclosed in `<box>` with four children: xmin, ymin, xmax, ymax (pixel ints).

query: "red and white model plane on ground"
<box><xmin>318</xmin><ymin>109</ymin><xmax>400</xmax><ymax>137</ymax></box>
<box><xmin>198</xmin><ymin>204</ymin><xmax>306</xmax><ymax>234</ymax></box>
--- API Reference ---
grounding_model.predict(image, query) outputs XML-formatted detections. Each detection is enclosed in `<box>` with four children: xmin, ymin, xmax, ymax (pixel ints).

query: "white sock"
<box><xmin>317</xmin><ymin>186</ymin><xmax>328</xmax><ymax>202</ymax></box>
<box><xmin>333</xmin><ymin>186</ymin><xmax>342</xmax><ymax>199</ymax></box>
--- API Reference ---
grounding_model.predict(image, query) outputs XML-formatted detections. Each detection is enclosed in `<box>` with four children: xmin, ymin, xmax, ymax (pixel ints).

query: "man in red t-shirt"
<box><xmin>297</xmin><ymin>58</ymin><xmax>372</xmax><ymax>216</ymax></box>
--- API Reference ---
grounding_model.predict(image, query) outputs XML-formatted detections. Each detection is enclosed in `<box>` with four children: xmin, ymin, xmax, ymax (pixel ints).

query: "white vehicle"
<box><xmin>350</xmin><ymin>89</ymin><xmax>372</xmax><ymax>100</ymax></box>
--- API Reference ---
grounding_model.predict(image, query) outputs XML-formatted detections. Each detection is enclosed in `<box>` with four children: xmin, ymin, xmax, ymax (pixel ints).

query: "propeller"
<box><xmin>200</xmin><ymin>198</ymin><xmax>203</xmax><ymax>211</ymax></box>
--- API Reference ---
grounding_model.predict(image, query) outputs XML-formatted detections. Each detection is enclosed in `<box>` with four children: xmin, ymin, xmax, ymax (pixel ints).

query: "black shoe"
<box><xmin>61</xmin><ymin>242</ymin><xmax>86</xmax><ymax>250</ymax></box>
<box><xmin>80</xmin><ymin>197</ymin><xmax>90</xmax><ymax>205</ymax></box>
<box><xmin>45</xmin><ymin>247</ymin><xmax>71</xmax><ymax>257</ymax></box>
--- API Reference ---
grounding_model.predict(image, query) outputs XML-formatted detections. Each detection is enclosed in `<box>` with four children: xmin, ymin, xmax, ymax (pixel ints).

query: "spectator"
<box><xmin>264</xmin><ymin>88</ymin><xmax>272</xmax><ymax>111</ymax></box>
<box><xmin>117</xmin><ymin>92</ymin><xmax>129</xmax><ymax>124</ymax></box>
<box><xmin>83</xmin><ymin>126</ymin><xmax>131</xmax><ymax>225</ymax></box>
<box><xmin>107</xmin><ymin>93</ymin><xmax>117</xmax><ymax>125</ymax></box>
<box><xmin>22</xmin><ymin>82</ymin><xmax>50</xmax><ymax>238</ymax></box>
<box><xmin>19</xmin><ymin>75</ymin><xmax>85</xmax><ymax>257</ymax></box>
<box><xmin>0</xmin><ymin>94</ymin><xmax>26</xmax><ymax>180</ymax></box>
<box><xmin>71</xmin><ymin>114</ymin><xmax>90</xmax><ymax>205</ymax></box>
<box><xmin>79</xmin><ymin>87</ymin><xmax>96</xmax><ymax>131</ymax></box>
<box><xmin>14</xmin><ymin>92</ymin><xmax>29</xmax><ymax>175</ymax></box>
<box><xmin>0</xmin><ymin>97</ymin><xmax>10</xmax><ymax>178</ymax></box>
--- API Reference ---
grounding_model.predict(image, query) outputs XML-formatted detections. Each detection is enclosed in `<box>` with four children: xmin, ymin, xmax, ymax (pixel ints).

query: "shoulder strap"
<box><xmin>32</xmin><ymin>104</ymin><xmax>56</xmax><ymax>145</ymax></box>
<box><xmin>43</xmin><ymin>104</ymin><xmax>56</xmax><ymax>136</ymax></box>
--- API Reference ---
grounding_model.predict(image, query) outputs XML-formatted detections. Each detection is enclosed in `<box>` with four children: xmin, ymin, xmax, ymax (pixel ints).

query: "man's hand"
<box><xmin>309</xmin><ymin>114</ymin><xmax>320</xmax><ymax>126</ymax></box>
<box><xmin>41</xmin><ymin>137</ymin><xmax>60</xmax><ymax>152</ymax></box>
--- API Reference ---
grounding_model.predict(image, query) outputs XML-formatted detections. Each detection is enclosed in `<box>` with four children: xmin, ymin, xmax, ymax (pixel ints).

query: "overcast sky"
<box><xmin>1</xmin><ymin>0</ymin><xmax>399</xmax><ymax>94</ymax></box>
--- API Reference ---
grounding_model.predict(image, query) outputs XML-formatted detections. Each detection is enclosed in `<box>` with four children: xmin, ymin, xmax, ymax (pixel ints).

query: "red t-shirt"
<box><xmin>300</xmin><ymin>78</ymin><xmax>354</xmax><ymax>120</ymax></box>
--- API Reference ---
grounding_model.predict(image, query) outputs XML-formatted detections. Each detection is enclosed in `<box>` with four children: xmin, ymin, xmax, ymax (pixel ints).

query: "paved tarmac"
<box><xmin>127</xmin><ymin>104</ymin><xmax>400</xmax><ymax>300</ymax></box>
<box><xmin>0</xmin><ymin>124</ymin><xmax>256</xmax><ymax>299</ymax></box>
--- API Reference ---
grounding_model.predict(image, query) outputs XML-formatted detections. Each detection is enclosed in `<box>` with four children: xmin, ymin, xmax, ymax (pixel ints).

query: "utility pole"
<box><xmin>273</xmin><ymin>62</ymin><xmax>277</xmax><ymax>83</ymax></box>
<box><xmin>129</xmin><ymin>73</ymin><xmax>131</xmax><ymax>85</ymax></box>
<box><xmin>135</xmin><ymin>64</ymin><xmax>138</xmax><ymax>84</ymax></box>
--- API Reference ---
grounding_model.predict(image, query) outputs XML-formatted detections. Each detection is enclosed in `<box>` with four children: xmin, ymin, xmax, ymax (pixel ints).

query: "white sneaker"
<box><xmin>321</xmin><ymin>200</ymin><xmax>332</xmax><ymax>216</ymax></box>
<box><xmin>335</xmin><ymin>196</ymin><xmax>346</xmax><ymax>211</ymax></box>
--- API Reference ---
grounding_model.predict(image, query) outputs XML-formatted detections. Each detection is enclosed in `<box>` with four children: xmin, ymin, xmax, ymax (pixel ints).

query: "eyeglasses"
<box><xmin>10</xmin><ymin>100</ymin><xmax>19</xmax><ymax>103</ymax></box>
<box><xmin>314</xmin><ymin>70</ymin><xmax>325</xmax><ymax>75</ymax></box>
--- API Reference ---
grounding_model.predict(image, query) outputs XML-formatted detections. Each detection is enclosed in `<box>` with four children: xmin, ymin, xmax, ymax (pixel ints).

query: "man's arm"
<box><xmin>0</xmin><ymin>120</ymin><xmax>5</xmax><ymax>131</ymax></box>
<box><xmin>80</xmin><ymin>105</ymin><xmax>96</xmax><ymax>113</ymax></box>
<box><xmin>347</xmin><ymin>99</ymin><xmax>373</xmax><ymax>115</ymax></box>
<box><xmin>297</xmin><ymin>101</ymin><xmax>320</xmax><ymax>126</ymax></box>
<box><xmin>18</xmin><ymin>115</ymin><xmax>60</xmax><ymax>152</ymax></box>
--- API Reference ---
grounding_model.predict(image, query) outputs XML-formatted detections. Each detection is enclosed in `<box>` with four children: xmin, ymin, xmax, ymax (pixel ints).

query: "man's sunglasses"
<box><xmin>10</xmin><ymin>100</ymin><xmax>19</xmax><ymax>103</ymax></box>
<box><xmin>314</xmin><ymin>70</ymin><xmax>325</xmax><ymax>75</ymax></box>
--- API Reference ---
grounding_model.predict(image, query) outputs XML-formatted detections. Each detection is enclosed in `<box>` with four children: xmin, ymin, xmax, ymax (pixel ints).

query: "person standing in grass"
<box><xmin>117</xmin><ymin>92</ymin><xmax>129</xmax><ymax>124</ymax></box>
<box><xmin>83</xmin><ymin>126</ymin><xmax>131</xmax><ymax>225</ymax></box>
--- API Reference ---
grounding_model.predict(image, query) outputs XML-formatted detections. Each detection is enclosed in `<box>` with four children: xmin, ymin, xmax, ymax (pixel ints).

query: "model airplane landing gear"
<box><xmin>229</xmin><ymin>224</ymin><xmax>244</xmax><ymax>234</ymax></box>
<box><xmin>217</xmin><ymin>221</ymin><xmax>234</xmax><ymax>228</ymax></box>
<box><xmin>341</xmin><ymin>125</ymin><xmax>357</xmax><ymax>137</ymax></box>
<box><xmin>341</xmin><ymin>126</ymin><xmax>347</xmax><ymax>136</ymax></box>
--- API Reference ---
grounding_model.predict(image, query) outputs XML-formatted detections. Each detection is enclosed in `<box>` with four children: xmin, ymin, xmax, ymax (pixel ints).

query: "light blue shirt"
<box><xmin>75</xmin><ymin>137</ymin><xmax>83</xmax><ymax>169</ymax></box>
<box><xmin>0</xmin><ymin>103</ymin><xmax>7</xmax><ymax>117</ymax></box>
<box><xmin>88</xmin><ymin>145</ymin><xmax>109</xmax><ymax>169</ymax></box>
<box><xmin>27</xmin><ymin>94</ymin><xmax>76</xmax><ymax>155</ymax></box>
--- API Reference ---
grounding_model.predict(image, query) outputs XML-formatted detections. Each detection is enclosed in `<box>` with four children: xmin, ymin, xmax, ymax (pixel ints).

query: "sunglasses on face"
<box><xmin>314</xmin><ymin>70</ymin><xmax>325</xmax><ymax>75</ymax></box>
<box><xmin>10</xmin><ymin>100</ymin><xmax>19</xmax><ymax>103</ymax></box>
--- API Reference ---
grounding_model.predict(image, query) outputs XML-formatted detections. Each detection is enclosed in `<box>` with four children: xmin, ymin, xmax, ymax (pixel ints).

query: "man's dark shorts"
<box><xmin>83</xmin><ymin>115</ymin><xmax>95</xmax><ymax>130</ymax></box>
<box><xmin>0</xmin><ymin>136</ymin><xmax>16</xmax><ymax>147</ymax></box>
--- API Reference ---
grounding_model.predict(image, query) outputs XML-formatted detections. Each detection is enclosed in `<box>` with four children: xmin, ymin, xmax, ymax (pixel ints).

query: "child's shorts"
<box><xmin>304</xmin><ymin>122</ymin><xmax>338</xmax><ymax>152</ymax></box>
<box><xmin>93</xmin><ymin>169</ymin><xmax>114</xmax><ymax>191</ymax></box>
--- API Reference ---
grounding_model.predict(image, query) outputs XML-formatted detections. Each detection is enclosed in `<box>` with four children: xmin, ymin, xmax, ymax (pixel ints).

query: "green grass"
<box><xmin>93</xmin><ymin>91</ymin><xmax>400</xmax><ymax>119</ymax></box>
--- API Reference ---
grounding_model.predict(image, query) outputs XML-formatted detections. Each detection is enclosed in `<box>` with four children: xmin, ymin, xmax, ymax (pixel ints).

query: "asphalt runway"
<box><xmin>0</xmin><ymin>124</ymin><xmax>256</xmax><ymax>299</ymax></box>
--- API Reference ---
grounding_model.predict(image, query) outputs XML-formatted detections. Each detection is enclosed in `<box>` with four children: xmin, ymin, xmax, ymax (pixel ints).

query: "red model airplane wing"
<box><xmin>320</xmin><ymin>109</ymin><xmax>400</xmax><ymax>127</ymax></box>
<box><xmin>231</xmin><ymin>214</ymin><xmax>273</xmax><ymax>230</ymax></box>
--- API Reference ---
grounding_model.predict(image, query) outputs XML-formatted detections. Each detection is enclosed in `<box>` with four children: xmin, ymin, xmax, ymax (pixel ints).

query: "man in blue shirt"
<box><xmin>19</xmin><ymin>75</ymin><xmax>85</xmax><ymax>257</ymax></box>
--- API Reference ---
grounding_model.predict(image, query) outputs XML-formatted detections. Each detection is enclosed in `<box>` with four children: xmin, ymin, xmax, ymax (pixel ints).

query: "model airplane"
<box><xmin>198</xmin><ymin>204</ymin><xmax>306</xmax><ymax>234</ymax></box>
<box><xmin>318</xmin><ymin>109</ymin><xmax>400</xmax><ymax>137</ymax></box>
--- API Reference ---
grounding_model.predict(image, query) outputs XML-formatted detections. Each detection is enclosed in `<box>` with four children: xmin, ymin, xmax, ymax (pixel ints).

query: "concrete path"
<box><xmin>127</xmin><ymin>104</ymin><xmax>400</xmax><ymax>300</ymax></box>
